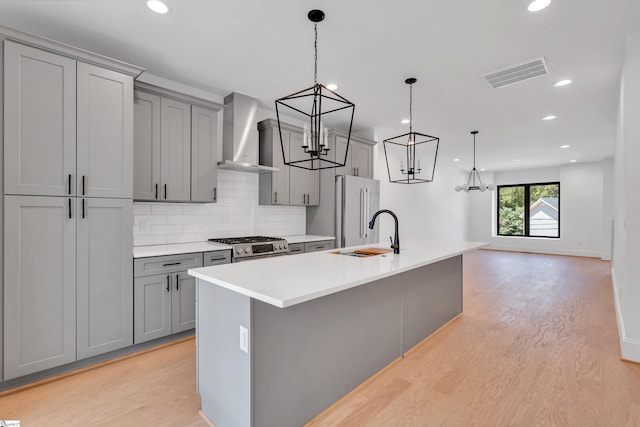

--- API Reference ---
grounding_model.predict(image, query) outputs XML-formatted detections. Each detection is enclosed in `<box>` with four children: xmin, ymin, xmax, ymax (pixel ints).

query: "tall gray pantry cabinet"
<box><xmin>1</xmin><ymin>33</ymin><xmax>142</xmax><ymax>381</ymax></box>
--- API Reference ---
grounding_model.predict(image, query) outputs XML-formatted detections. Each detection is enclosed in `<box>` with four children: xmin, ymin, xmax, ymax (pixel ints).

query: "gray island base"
<box><xmin>191</xmin><ymin>241</ymin><xmax>485</xmax><ymax>427</ymax></box>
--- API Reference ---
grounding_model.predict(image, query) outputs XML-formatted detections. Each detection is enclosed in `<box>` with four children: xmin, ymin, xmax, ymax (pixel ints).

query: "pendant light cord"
<box><xmin>314</xmin><ymin>23</ymin><xmax>318</xmax><ymax>85</ymax></box>
<box><xmin>409</xmin><ymin>83</ymin><xmax>413</xmax><ymax>134</ymax></box>
<box><xmin>473</xmin><ymin>132</ymin><xmax>476</xmax><ymax>170</ymax></box>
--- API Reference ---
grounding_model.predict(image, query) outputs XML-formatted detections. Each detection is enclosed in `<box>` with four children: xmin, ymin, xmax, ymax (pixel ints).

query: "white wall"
<box><xmin>373</xmin><ymin>141</ymin><xmax>469</xmax><ymax>243</ymax></box>
<box><xmin>133</xmin><ymin>170</ymin><xmax>305</xmax><ymax>246</ymax></box>
<box><xmin>467</xmin><ymin>162</ymin><xmax>610</xmax><ymax>258</ymax></box>
<box><xmin>612</xmin><ymin>32</ymin><xmax>640</xmax><ymax>363</ymax></box>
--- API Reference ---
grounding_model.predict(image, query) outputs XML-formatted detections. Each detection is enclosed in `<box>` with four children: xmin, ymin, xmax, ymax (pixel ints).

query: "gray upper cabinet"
<box><xmin>4</xmin><ymin>41</ymin><xmax>134</xmax><ymax>199</ymax></box>
<box><xmin>76</xmin><ymin>198</ymin><xmax>133</xmax><ymax>360</ymax></box>
<box><xmin>259</xmin><ymin>120</ymin><xmax>290</xmax><ymax>205</ymax></box>
<box><xmin>352</xmin><ymin>142</ymin><xmax>373</xmax><ymax>179</ymax></box>
<box><xmin>161</xmin><ymin>97</ymin><xmax>191</xmax><ymax>202</ymax></box>
<box><xmin>133</xmin><ymin>84</ymin><xmax>222</xmax><ymax>203</ymax></box>
<box><xmin>77</xmin><ymin>63</ymin><xmax>133</xmax><ymax>199</ymax></box>
<box><xmin>333</xmin><ymin>133</ymin><xmax>374</xmax><ymax>179</ymax></box>
<box><xmin>4</xmin><ymin>41</ymin><xmax>77</xmax><ymax>197</ymax></box>
<box><xmin>133</xmin><ymin>91</ymin><xmax>161</xmax><ymax>200</ymax></box>
<box><xmin>4</xmin><ymin>195</ymin><xmax>76</xmax><ymax>380</ymax></box>
<box><xmin>191</xmin><ymin>105</ymin><xmax>220</xmax><ymax>202</ymax></box>
<box><xmin>258</xmin><ymin>119</ymin><xmax>318</xmax><ymax>206</ymax></box>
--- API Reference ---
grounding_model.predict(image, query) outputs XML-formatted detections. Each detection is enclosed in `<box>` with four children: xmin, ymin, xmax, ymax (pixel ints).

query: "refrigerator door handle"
<box><xmin>364</xmin><ymin>187</ymin><xmax>369</xmax><ymax>239</ymax></box>
<box><xmin>359</xmin><ymin>189</ymin><xmax>364</xmax><ymax>238</ymax></box>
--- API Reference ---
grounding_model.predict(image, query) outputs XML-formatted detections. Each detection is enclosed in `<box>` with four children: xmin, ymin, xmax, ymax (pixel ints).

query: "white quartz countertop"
<box><xmin>189</xmin><ymin>239</ymin><xmax>488</xmax><ymax>308</ymax></box>
<box><xmin>281</xmin><ymin>235</ymin><xmax>335</xmax><ymax>244</ymax></box>
<box><xmin>133</xmin><ymin>241</ymin><xmax>232</xmax><ymax>258</ymax></box>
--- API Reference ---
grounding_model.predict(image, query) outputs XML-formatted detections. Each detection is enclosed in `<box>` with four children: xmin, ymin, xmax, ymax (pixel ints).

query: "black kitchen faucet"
<box><xmin>368</xmin><ymin>209</ymin><xmax>400</xmax><ymax>254</ymax></box>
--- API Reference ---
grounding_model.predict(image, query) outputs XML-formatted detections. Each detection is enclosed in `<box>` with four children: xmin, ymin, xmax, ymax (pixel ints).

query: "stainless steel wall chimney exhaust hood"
<box><xmin>218</xmin><ymin>92</ymin><xmax>279</xmax><ymax>173</ymax></box>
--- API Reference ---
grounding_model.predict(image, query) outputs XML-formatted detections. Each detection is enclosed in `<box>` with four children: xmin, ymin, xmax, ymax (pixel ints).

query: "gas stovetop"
<box><xmin>209</xmin><ymin>236</ymin><xmax>285</xmax><ymax>245</ymax></box>
<box><xmin>209</xmin><ymin>236</ymin><xmax>289</xmax><ymax>260</ymax></box>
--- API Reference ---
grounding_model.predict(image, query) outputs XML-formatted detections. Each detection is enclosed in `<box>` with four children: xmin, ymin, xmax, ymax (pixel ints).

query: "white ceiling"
<box><xmin>1</xmin><ymin>0</ymin><xmax>639</xmax><ymax>172</ymax></box>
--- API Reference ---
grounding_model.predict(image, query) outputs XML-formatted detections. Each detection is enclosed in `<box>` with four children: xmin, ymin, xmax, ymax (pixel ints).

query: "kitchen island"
<box><xmin>189</xmin><ymin>239</ymin><xmax>486</xmax><ymax>427</ymax></box>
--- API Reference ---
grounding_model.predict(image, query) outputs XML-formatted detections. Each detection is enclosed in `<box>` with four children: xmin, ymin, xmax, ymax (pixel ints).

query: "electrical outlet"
<box><xmin>239</xmin><ymin>325</ymin><xmax>249</xmax><ymax>353</ymax></box>
<box><xmin>139</xmin><ymin>219</ymin><xmax>148</xmax><ymax>232</ymax></box>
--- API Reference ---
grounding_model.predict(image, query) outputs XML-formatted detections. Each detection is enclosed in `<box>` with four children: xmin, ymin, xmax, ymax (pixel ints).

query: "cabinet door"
<box><xmin>172</xmin><ymin>271</ymin><xmax>196</xmax><ymax>333</ymax></box>
<box><xmin>161</xmin><ymin>97</ymin><xmax>191</xmax><ymax>201</ymax></box>
<box><xmin>191</xmin><ymin>106</ymin><xmax>219</xmax><ymax>202</ymax></box>
<box><xmin>134</xmin><ymin>274</ymin><xmax>172</xmax><ymax>344</ymax></box>
<box><xmin>4</xmin><ymin>195</ymin><xmax>76</xmax><ymax>379</ymax></box>
<box><xmin>289</xmin><ymin>130</ymin><xmax>308</xmax><ymax>206</ymax></box>
<box><xmin>133</xmin><ymin>91</ymin><xmax>161</xmax><ymax>200</ymax></box>
<box><xmin>271</xmin><ymin>128</ymin><xmax>290</xmax><ymax>205</ymax></box>
<box><xmin>334</xmin><ymin>136</ymin><xmax>354</xmax><ymax>176</ymax></box>
<box><xmin>353</xmin><ymin>142</ymin><xmax>373</xmax><ymax>179</ymax></box>
<box><xmin>77</xmin><ymin>198</ymin><xmax>133</xmax><ymax>360</ymax></box>
<box><xmin>307</xmin><ymin>169</ymin><xmax>320</xmax><ymax>206</ymax></box>
<box><xmin>77</xmin><ymin>62</ymin><xmax>133</xmax><ymax>198</ymax></box>
<box><xmin>4</xmin><ymin>41</ymin><xmax>76</xmax><ymax>197</ymax></box>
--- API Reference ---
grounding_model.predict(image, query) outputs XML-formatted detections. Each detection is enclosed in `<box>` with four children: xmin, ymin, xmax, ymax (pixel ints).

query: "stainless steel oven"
<box><xmin>208</xmin><ymin>236</ymin><xmax>289</xmax><ymax>263</ymax></box>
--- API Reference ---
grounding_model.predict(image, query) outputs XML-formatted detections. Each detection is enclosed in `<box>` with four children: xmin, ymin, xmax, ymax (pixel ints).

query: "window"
<box><xmin>497</xmin><ymin>182</ymin><xmax>560</xmax><ymax>238</ymax></box>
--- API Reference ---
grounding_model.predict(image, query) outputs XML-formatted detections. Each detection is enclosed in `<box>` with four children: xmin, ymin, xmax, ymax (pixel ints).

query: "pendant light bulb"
<box><xmin>455</xmin><ymin>186</ymin><xmax>462</xmax><ymax>192</ymax></box>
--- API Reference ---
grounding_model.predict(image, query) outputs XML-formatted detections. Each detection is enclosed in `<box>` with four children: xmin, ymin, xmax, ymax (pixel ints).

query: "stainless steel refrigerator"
<box><xmin>335</xmin><ymin>175</ymin><xmax>380</xmax><ymax>247</ymax></box>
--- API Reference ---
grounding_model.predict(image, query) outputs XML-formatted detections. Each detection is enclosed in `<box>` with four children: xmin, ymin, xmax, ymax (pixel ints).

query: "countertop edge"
<box><xmin>189</xmin><ymin>241</ymin><xmax>488</xmax><ymax>308</ymax></box>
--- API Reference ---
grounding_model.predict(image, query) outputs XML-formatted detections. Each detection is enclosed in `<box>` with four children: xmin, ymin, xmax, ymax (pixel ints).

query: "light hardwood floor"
<box><xmin>1</xmin><ymin>250</ymin><xmax>639</xmax><ymax>426</ymax></box>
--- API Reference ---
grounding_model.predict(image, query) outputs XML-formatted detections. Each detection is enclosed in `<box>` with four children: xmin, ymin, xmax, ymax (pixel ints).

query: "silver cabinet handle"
<box><xmin>213</xmin><ymin>187</ymin><xmax>217</xmax><ymax>201</ymax></box>
<box><xmin>162</xmin><ymin>262</ymin><xmax>181</xmax><ymax>267</ymax></box>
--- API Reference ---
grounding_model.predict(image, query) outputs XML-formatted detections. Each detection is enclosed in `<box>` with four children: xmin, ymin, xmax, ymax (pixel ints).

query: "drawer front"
<box><xmin>288</xmin><ymin>243</ymin><xmax>304</xmax><ymax>255</ymax></box>
<box><xmin>203</xmin><ymin>250</ymin><xmax>232</xmax><ymax>267</ymax></box>
<box><xmin>305</xmin><ymin>240</ymin><xmax>335</xmax><ymax>253</ymax></box>
<box><xmin>134</xmin><ymin>253</ymin><xmax>203</xmax><ymax>277</ymax></box>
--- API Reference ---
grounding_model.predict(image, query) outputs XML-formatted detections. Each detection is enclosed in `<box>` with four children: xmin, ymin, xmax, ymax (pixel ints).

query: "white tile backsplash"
<box><xmin>133</xmin><ymin>170</ymin><xmax>306</xmax><ymax>246</ymax></box>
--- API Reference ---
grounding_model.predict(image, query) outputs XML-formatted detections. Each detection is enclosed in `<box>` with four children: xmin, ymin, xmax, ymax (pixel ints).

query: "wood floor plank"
<box><xmin>1</xmin><ymin>250</ymin><xmax>639</xmax><ymax>426</ymax></box>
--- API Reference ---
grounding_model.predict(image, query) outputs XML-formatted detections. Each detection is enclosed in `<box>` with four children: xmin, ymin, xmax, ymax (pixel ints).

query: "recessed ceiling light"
<box><xmin>480</xmin><ymin>168</ymin><xmax>486</xmax><ymax>171</ymax></box>
<box><xmin>147</xmin><ymin>0</ymin><xmax>170</xmax><ymax>14</ymax></box>
<box><xmin>401</xmin><ymin>119</ymin><xmax>410</xmax><ymax>124</ymax></box>
<box><xmin>326</xmin><ymin>83</ymin><xmax>338</xmax><ymax>91</ymax></box>
<box><xmin>570</xmin><ymin>159</ymin><xmax>577</xmax><ymax>163</ymax></box>
<box><xmin>453</xmin><ymin>158</ymin><xmax>460</xmax><ymax>162</ymax></box>
<box><xmin>542</xmin><ymin>115</ymin><xmax>557</xmax><ymax>121</ymax></box>
<box><xmin>515</xmin><ymin>159</ymin><xmax>521</xmax><ymax>162</ymax></box>
<box><xmin>560</xmin><ymin>144</ymin><xmax>570</xmax><ymax>148</ymax></box>
<box><xmin>528</xmin><ymin>0</ymin><xmax>551</xmax><ymax>12</ymax></box>
<box><xmin>554</xmin><ymin>79</ymin><xmax>572</xmax><ymax>87</ymax></box>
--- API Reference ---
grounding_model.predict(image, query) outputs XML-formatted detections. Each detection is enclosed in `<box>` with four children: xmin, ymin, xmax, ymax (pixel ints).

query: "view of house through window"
<box><xmin>497</xmin><ymin>182</ymin><xmax>560</xmax><ymax>238</ymax></box>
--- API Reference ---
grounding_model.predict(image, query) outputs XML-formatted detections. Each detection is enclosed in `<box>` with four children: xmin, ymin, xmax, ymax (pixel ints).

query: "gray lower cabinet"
<box><xmin>304</xmin><ymin>240</ymin><xmax>334</xmax><ymax>253</ymax></box>
<box><xmin>4</xmin><ymin>41</ymin><xmax>133</xmax><ymax>199</ymax></box>
<box><xmin>288</xmin><ymin>243</ymin><xmax>304</xmax><ymax>255</ymax></box>
<box><xmin>76</xmin><ymin>198</ymin><xmax>133</xmax><ymax>360</ymax></box>
<box><xmin>3</xmin><ymin>196</ymin><xmax>134</xmax><ymax>379</ymax></box>
<box><xmin>3</xmin><ymin>196</ymin><xmax>76</xmax><ymax>380</ymax></box>
<box><xmin>133</xmin><ymin>251</ymin><xmax>228</xmax><ymax>343</ymax></box>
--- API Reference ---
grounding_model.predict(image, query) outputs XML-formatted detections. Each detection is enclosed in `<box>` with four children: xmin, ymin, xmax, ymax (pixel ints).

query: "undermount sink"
<box><xmin>330</xmin><ymin>247</ymin><xmax>393</xmax><ymax>258</ymax></box>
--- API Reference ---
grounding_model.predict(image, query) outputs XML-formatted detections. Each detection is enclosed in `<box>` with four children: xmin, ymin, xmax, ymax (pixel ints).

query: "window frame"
<box><xmin>496</xmin><ymin>181</ymin><xmax>561</xmax><ymax>239</ymax></box>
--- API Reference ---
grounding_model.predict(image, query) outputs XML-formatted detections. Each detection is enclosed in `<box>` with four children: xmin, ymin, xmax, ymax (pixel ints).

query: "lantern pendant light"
<box><xmin>383</xmin><ymin>78</ymin><xmax>440</xmax><ymax>184</ymax></box>
<box><xmin>455</xmin><ymin>131</ymin><xmax>495</xmax><ymax>192</ymax></box>
<box><xmin>275</xmin><ymin>9</ymin><xmax>355</xmax><ymax>171</ymax></box>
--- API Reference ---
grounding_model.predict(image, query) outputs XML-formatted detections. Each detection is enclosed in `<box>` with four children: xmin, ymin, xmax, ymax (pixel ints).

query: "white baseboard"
<box><xmin>611</xmin><ymin>267</ymin><xmax>640</xmax><ymax>363</ymax></box>
<box><xmin>482</xmin><ymin>244</ymin><xmax>602</xmax><ymax>258</ymax></box>
<box><xmin>601</xmin><ymin>252</ymin><xmax>612</xmax><ymax>261</ymax></box>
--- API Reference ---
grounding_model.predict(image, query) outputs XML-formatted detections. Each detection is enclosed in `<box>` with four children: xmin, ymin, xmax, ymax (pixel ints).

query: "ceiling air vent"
<box><xmin>483</xmin><ymin>56</ymin><xmax>551</xmax><ymax>89</ymax></box>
